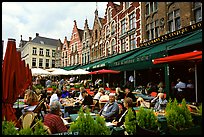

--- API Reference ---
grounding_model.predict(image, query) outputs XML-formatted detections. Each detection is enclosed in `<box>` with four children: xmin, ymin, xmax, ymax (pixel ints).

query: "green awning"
<box><xmin>62</xmin><ymin>65</ymin><xmax>79</xmax><ymax>71</ymax></box>
<box><xmin>78</xmin><ymin>49</ymin><xmax>135</xmax><ymax>70</ymax></box>
<box><xmin>110</xmin><ymin>29</ymin><xmax>202</xmax><ymax>71</ymax></box>
<box><xmin>92</xmin><ymin>49</ymin><xmax>136</xmax><ymax>69</ymax></box>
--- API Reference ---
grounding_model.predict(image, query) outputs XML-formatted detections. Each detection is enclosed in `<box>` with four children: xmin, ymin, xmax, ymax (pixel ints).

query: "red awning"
<box><xmin>88</xmin><ymin>69</ymin><xmax>120</xmax><ymax>74</ymax></box>
<box><xmin>152</xmin><ymin>51</ymin><xmax>202</xmax><ymax>64</ymax></box>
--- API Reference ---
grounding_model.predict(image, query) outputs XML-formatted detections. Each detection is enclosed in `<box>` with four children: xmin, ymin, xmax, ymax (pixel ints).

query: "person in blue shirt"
<box><xmin>61</xmin><ymin>86</ymin><xmax>71</xmax><ymax>98</ymax></box>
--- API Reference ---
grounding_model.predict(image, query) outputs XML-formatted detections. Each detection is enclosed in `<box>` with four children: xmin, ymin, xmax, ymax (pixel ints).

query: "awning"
<box><xmin>109</xmin><ymin>29</ymin><xmax>202</xmax><ymax>71</ymax></box>
<box><xmin>62</xmin><ymin>64</ymin><xmax>79</xmax><ymax>71</ymax></box>
<box><xmin>152</xmin><ymin>50</ymin><xmax>202</xmax><ymax>64</ymax></box>
<box><xmin>78</xmin><ymin>49</ymin><xmax>135</xmax><ymax>70</ymax></box>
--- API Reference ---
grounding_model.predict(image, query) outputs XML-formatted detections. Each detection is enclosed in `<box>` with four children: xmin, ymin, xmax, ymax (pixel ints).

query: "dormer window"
<box><xmin>125</xmin><ymin>2</ymin><xmax>130</xmax><ymax>10</ymax></box>
<box><xmin>40</xmin><ymin>41</ymin><xmax>44</xmax><ymax>44</ymax></box>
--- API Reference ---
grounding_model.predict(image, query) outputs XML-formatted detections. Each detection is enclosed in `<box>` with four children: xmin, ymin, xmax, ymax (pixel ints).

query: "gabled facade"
<box><xmin>103</xmin><ymin>2</ymin><xmax>122</xmax><ymax>56</ymax></box>
<box><xmin>118</xmin><ymin>2</ymin><xmax>141</xmax><ymax>52</ymax></box>
<box><xmin>90</xmin><ymin>9</ymin><xmax>105</xmax><ymax>62</ymax></box>
<box><xmin>82</xmin><ymin>19</ymin><xmax>92</xmax><ymax>65</ymax></box>
<box><xmin>69</xmin><ymin>20</ymin><xmax>84</xmax><ymax>66</ymax></box>
<box><xmin>103</xmin><ymin>2</ymin><xmax>141</xmax><ymax>55</ymax></box>
<box><xmin>140</xmin><ymin>2</ymin><xmax>202</xmax><ymax>44</ymax></box>
<box><xmin>61</xmin><ymin>36</ymin><xmax>70</xmax><ymax>67</ymax></box>
<box><xmin>19</xmin><ymin>33</ymin><xmax>60</xmax><ymax>69</ymax></box>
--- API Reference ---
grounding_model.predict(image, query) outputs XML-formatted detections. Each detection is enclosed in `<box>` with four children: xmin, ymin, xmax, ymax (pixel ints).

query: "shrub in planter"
<box><xmin>124</xmin><ymin>108</ymin><xmax>137</xmax><ymax>135</ymax></box>
<box><xmin>136</xmin><ymin>107</ymin><xmax>159</xmax><ymax>131</ymax></box>
<box><xmin>165</xmin><ymin>98</ymin><xmax>194</xmax><ymax>133</ymax></box>
<box><xmin>33</xmin><ymin>120</ymin><xmax>48</xmax><ymax>135</ymax></box>
<box><xmin>18</xmin><ymin>127</ymin><xmax>34</xmax><ymax>135</ymax></box>
<box><xmin>2</xmin><ymin>119</ymin><xmax>18</xmax><ymax>135</ymax></box>
<box><xmin>69</xmin><ymin>107</ymin><xmax>111</xmax><ymax>135</ymax></box>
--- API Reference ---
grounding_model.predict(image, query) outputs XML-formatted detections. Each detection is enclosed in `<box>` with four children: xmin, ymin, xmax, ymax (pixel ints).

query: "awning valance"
<box><xmin>152</xmin><ymin>50</ymin><xmax>202</xmax><ymax>64</ymax></box>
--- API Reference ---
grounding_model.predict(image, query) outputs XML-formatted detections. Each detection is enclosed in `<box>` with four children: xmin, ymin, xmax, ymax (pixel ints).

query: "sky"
<box><xmin>2</xmin><ymin>2</ymin><xmax>119</xmax><ymax>59</ymax></box>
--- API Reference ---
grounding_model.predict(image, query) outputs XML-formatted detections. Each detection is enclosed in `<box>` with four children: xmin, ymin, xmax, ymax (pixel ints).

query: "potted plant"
<box><xmin>136</xmin><ymin>107</ymin><xmax>159</xmax><ymax>135</ymax></box>
<box><xmin>124</xmin><ymin>108</ymin><xmax>137</xmax><ymax>135</ymax></box>
<box><xmin>69</xmin><ymin>107</ymin><xmax>111</xmax><ymax>135</ymax></box>
<box><xmin>2</xmin><ymin>119</ymin><xmax>18</xmax><ymax>135</ymax></box>
<box><xmin>165</xmin><ymin>98</ymin><xmax>201</xmax><ymax>135</ymax></box>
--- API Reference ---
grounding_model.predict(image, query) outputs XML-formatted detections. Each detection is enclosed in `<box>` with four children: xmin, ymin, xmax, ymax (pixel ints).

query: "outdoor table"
<box><xmin>135</xmin><ymin>93</ymin><xmax>155</xmax><ymax>101</ymax></box>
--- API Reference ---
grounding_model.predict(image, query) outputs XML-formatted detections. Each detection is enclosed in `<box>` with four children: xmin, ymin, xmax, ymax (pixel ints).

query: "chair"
<box><xmin>33</xmin><ymin>99</ymin><xmax>46</xmax><ymax>119</ymax></box>
<box><xmin>19</xmin><ymin>111</ymin><xmax>37</xmax><ymax>129</ymax></box>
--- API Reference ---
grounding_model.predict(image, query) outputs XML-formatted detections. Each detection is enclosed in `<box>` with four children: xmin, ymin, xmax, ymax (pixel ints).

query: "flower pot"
<box><xmin>167</xmin><ymin>125</ymin><xmax>202</xmax><ymax>135</ymax></box>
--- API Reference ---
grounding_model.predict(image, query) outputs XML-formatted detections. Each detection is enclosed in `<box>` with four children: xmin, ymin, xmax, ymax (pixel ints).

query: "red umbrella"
<box><xmin>2</xmin><ymin>39</ymin><xmax>32</xmax><ymax>126</ymax></box>
<box><xmin>88</xmin><ymin>69</ymin><xmax>120</xmax><ymax>74</ymax></box>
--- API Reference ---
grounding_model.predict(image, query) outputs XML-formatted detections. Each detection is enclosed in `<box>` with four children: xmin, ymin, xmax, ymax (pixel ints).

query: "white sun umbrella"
<box><xmin>31</xmin><ymin>68</ymin><xmax>51</xmax><ymax>76</ymax></box>
<box><xmin>50</xmin><ymin>68</ymin><xmax>72</xmax><ymax>75</ymax></box>
<box><xmin>72</xmin><ymin>69</ymin><xmax>90</xmax><ymax>75</ymax></box>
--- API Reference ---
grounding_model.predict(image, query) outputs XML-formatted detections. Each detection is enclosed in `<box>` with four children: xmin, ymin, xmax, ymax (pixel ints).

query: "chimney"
<box><xmin>29</xmin><ymin>37</ymin><xmax>32</xmax><ymax>41</ymax></box>
<box><xmin>20</xmin><ymin>35</ymin><xmax>22</xmax><ymax>41</ymax></box>
<box><xmin>36</xmin><ymin>33</ymin><xmax>39</xmax><ymax>37</ymax></box>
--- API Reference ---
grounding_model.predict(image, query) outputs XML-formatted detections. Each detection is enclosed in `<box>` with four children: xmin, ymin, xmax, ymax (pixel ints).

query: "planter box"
<box><xmin>168</xmin><ymin>126</ymin><xmax>202</xmax><ymax>135</ymax></box>
<box><xmin>136</xmin><ymin>125</ymin><xmax>159</xmax><ymax>135</ymax></box>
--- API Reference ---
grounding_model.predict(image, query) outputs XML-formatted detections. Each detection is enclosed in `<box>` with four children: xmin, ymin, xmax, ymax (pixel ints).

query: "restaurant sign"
<box><xmin>140</xmin><ymin>21</ymin><xmax>202</xmax><ymax>47</ymax></box>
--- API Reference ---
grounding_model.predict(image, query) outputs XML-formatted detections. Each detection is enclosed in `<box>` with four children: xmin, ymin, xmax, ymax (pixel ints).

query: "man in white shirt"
<box><xmin>175</xmin><ymin>78</ymin><xmax>186</xmax><ymax>92</ymax></box>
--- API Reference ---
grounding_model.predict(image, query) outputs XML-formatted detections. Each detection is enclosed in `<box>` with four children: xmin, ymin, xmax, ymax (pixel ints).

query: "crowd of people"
<box><xmin>15</xmin><ymin>75</ymin><xmax>196</xmax><ymax>134</ymax></box>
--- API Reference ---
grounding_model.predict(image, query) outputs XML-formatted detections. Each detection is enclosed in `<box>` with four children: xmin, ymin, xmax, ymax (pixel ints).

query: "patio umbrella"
<box><xmin>2</xmin><ymin>39</ymin><xmax>32</xmax><ymax>125</ymax></box>
<box><xmin>49</xmin><ymin>68</ymin><xmax>72</xmax><ymax>75</ymax></box>
<box><xmin>31</xmin><ymin>68</ymin><xmax>51</xmax><ymax>76</ymax></box>
<box><xmin>72</xmin><ymin>69</ymin><xmax>90</xmax><ymax>75</ymax></box>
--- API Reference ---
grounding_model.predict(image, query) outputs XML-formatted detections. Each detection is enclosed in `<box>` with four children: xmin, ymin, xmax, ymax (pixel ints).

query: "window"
<box><xmin>125</xmin><ymin>2</ymin><xmax>130</xmax><ymax>9</ymax></box>
<box><xmin>39</xmin><ymin>48</ymin><xmax>43</xmax><ymax>56</ymax></box>
<box><xmin>86</xmin><ymin>41</ymin><xmax>89</xmax><ymax>48</ymax></box>
<box><xmin>75</xmin><ymin>54</ymin><xmax>78</xmax><ymax>64</ymax></box>
<box><xmin>84</xmin><ymin>53</ymin><xmax>87</xmax><ymax>64</ymax></box>
<box><xmin>146</xmin><ymin>2</ymin><xmax>158</xmax><ymax>15</ymax></box>
<box><xmin>32</xmin><ymin>58</ymin><xmax>36</xmax><ymax>67</ymax></box>
<box><xmin>32</xmin><ymin>47</ymin><xmax>37</xmax><ymax>55</ymax></box>
<box><xmin>146</xmin><ymin>2</ymin><xmax>150</xmax><ymax>15</ymax></box>
<box><xmin>46</xmin><ymin>59</ymin><xmax>49</xmax><ymax>68</ymax></box>
<box><xmin>52</xmin><ymin>50</ymin><xmax>55</xmax><ymax>57</ymax></box>
<box><xmin>111</xmin><ymin>39</ymin><xmax>116</xmax><ymax>54</ymax></box>
<box><xmin>95</xmin><ymin>30</ymin><xmax>98</xmax><ymax>39</ymax></box>
<box><xmin>75</xmin><ymin>43</ymin><xmax>77</xmax><ymax>52</ymax></box>
<box><xmin>146</xmin><ymin>20</ymin><xmax>160</xmax><ymax>40</ymax></box>
<box><xmin>40</xmin><ymin>41</ymin><xmax>44</xmax><ymax>44</ymax></box>
<box><xmin>46</xmin><ymin>49</ymin><xmax>50</xmax><ymax>57</ymax></box>
<box><xmin>121</xmin><ymin>19</ymin><xmax>126</xmax><ymax>34</ymax></box>
<box><xmin>129</xmin><ymin>12</ymin><xmax>136</xmax><ymax>30</ymax></box>
<box><xmin>108</xmin><ymin>8</ymin><xmax>112</xmax><ymax>22</ymax></box>
<box><xmin>39</xmin><ymin>58</ymin><xmax>43</xmax><ymax>68</ymax></box>
<box><xmin>121</xmin><ymin>38</ymin><xmax>126</xmax><ymax>52</ymax></box>
<box><xmin>168</xmin><ymin>9</ymin><xmax>180</xmax><ymax>32</ymax></box>
<box><xmin>87</xmin><ymin>51</ymin><xmax>90</xmax><ymax>63</ymax></box>
<box><xmin>52</xmin><ymin>60</ymin><xmax>55</xmax><ymax>68</ymax></box>
<box><xmin>193</xmin><ymin>2</ymin><xmax>202</xmax><ymax>23</ymax></box>
<box><xmin>129</xmin><ymin>34</ymin><xmax>136</xmax><ymax>50</ymax></box>
<box><xmin>111</xmin><ymin>22</ymin><xmax>115</xmax><ymax>34</ymax></box>
<box><xmin>82</xmin><ymin>54</ymin><xmax>85</xmax><ymax>64</ymax></box>
<box><xmin>72</xmin><ymin>45</ymin><xmax>74</xmax><ymax>52</ymax></box>
<box><xmin>106</xmin><ymin>26</ymin><xmax>110</xmax><ymax>37</ymax></box>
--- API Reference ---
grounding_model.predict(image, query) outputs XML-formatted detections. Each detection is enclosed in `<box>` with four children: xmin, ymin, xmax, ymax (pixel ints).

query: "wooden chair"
<box><xmin>33</xmin><ymin>99</ymin><xmax>46</xmax><ymax>119</ymax></box>
<box><xmin>18</xmin><ymin>111</ymin><xmax>37</xmax><ymax>129</ymax></box>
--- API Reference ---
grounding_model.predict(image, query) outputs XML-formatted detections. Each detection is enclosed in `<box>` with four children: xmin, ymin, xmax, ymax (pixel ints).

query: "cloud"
<box><xmin>2</xmin><ymin>2</ymin><xmax>108</xmax><ymax>59</ymax></box>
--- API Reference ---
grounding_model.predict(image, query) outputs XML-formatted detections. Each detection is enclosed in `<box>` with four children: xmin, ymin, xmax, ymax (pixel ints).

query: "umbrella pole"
<box><xmin>195</xmin><ymin>63</ymin><xmax>198</xmax><ymax>102</ymax></box>
<box><xmin>103</xmin><ymin>74</ymin><xmax>105</xmax><ymax>88</ymax></box>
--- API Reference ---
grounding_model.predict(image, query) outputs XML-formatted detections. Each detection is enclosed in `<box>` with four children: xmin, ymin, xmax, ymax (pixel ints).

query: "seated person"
<box><xmin>93</xmin><ymin>87</ymin><xmax>104</xmax><ymax>101</ymax></box>
<box><xmin>23</xmin><ymin>89</ymin><xmax>39</xmax><ymax>113</ymax></box>
<box><xmin>49</xmin><ymin>89</ymin><xmax>62</xmax><ymax>106</ymax></box>
<box><xmin>99</xmin><ymin>93</ymin><xmax>119</xmax><ymax>122</ymax></box>
<box><xmin>79</xmin><ymin>90</ymin><xmax>93</xmax><ymax>110</ymax></box>
<box><xmin>151</xmin><ymin>93</ymin><xmax>167</xmax><ymax>111</ymax></box>
<box><xmin>115</xmin><ymin>87</ymin><xmax>125</xmax><ymax>101</ymax></box>
<box><xmin>61</xmin><ymin>86</ymin><xmax>71</xmax><ymax>98</ymax></box>
<box><xmin>112</xmin><ymin>97</ymin><xmax>135</xmax><ymax>127</ymax></box>
<box><xmin>99</xmin><ymin>90</ymin><xmax>110</xmax><ymax>102</ymax></box>
<box><xmin>43</xmin><ymin>100</ymin><xmax>68</xmax><ymax>134</ymax></box>
<box><xmin>136</xmin><ymin>97</ymin><xmax>150</xmax><ymax>108</ymax></box>
<box><xmin>124</xmin><ymin>87</ymin><xmax>136</xmax><ymax>102</ymax></box>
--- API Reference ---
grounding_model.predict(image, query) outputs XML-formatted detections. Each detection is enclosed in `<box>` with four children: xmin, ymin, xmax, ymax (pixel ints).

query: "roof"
<box><xmin>31</xmin><ymin>36</ymin><xmax>60</xmax><ymax>46</ymax></box>
<box><xmin>19</xmin><ymin>40</ymin><xmax>28</xmax><ymax>48</ymax></box>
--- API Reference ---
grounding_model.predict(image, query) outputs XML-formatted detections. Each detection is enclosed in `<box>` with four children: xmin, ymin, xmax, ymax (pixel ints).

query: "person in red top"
<box><xmin>43</xmin><ymin>100</ymin><xmax>68</xmax><ymax>134</ymax></box>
